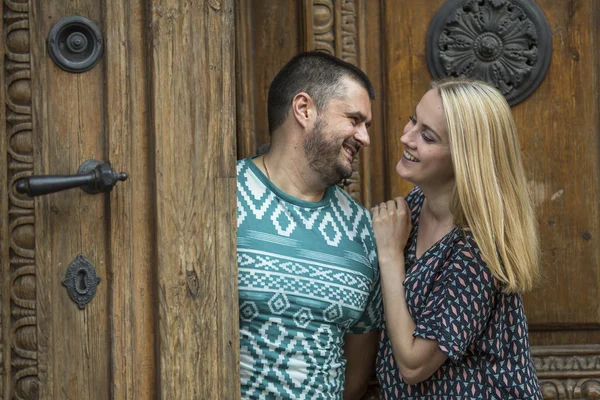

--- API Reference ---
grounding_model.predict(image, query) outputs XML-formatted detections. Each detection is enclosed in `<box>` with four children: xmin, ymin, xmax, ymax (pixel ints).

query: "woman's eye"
<box><xmin>409</xmin><ymin>115</ymin><xmax>416</xmax><ymax>124</ymax></box>
<box><xmin>421</xmin><ymin>132</ymin><xmax>434</xmax><ymax>143</ymax></box>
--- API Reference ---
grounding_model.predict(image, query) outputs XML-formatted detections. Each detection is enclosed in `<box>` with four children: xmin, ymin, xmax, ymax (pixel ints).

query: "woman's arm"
<box><xmin>372</xmin><ymin>198</ymin><xmax>447</xmax><ymax>384</ymax></box>
<box><xmin>378</xmin><ymin>253</ymin><xmax>447</xmax><ymax>384</ymax></box>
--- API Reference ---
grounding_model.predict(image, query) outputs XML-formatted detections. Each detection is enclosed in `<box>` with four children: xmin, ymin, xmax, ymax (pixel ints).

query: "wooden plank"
<box><xmin>515</xmin><ymin>0</ymin><xmax>599</xmax><ymax>335</ymax></box>
<box><xmin>235</xmin><ymin>0</ymin><xmax>257</xmax><ymax>159</ymax></box>
<box><xmin>104</xmin><ymin>0</ymin><xmax>156</xmax><ymax>398</ymax></box>
<box><xmin>249</xmin><ymin>0</ymin><xmax>301</xmax><ymax>153</ymax></box>
<box><xmin>149</xmin><ymin>0</ymin><xmax>238</xmax><ymax>397</ymax></box>
<box><xmin>31</xmin><ymin>2</ymin><xmax>110</xmax><ymax>398</ymax></box>
<box><xmin>382</xmin><ymin>0</ymin><xmax>445</xmax><ymax>199</ymax></box>
<box><xmin>361</xmin><ymin>0</ymin><xmax>386</xmax><ymax>207</ymax></box>
<box><xmin>237</xmin><ymin>0</ymin><xmax>302</xmax><ymax>159</ymax></box>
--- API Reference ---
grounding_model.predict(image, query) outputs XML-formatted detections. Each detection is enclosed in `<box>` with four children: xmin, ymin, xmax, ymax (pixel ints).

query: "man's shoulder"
<box><xmin>236</xmin><ymin>157</ymin><xmax>249</xmax><ymax>169</ymax></box>
<box><xmin>236</xmin><ymin>158</ymin><xmax>254</xmax><ymax>180</ymax></box>
<box><xmin>330</xmin><ymin>185</ymin><xmax>370</xmax><ymax>212</ymax></box>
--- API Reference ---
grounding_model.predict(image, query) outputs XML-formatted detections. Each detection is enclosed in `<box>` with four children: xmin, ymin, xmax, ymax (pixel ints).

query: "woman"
<box><xmin>372</xmin><ymin>78</ymin><xmax>542</xmax><ymax>399</ymax></box>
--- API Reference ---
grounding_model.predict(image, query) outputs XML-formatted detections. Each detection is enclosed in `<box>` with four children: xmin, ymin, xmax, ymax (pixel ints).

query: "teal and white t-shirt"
<box><xmin>237</xmin><ymin>158</ymin><xmax>381</xmax><ymax>399</ymax></box>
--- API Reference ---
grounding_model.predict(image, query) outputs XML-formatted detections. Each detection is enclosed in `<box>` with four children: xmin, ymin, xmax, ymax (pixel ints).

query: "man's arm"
<box><xmin>343</xmin><ymin>330</ymin><xmax>379</xmax><ymax>400</ymax></box>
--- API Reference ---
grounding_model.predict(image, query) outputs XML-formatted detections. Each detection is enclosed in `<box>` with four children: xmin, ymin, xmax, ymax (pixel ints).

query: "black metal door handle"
<box><xmin>15</xmin><ymin>159</ymin><xmax>127</xmax><ymax>197</ymax></box>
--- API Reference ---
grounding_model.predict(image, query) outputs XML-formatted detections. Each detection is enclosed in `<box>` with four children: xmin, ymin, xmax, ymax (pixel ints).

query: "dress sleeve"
<box><xmin>412</xmin><ymin>233</ymin><xmax>497</xmax><ymax>362</ymax></box>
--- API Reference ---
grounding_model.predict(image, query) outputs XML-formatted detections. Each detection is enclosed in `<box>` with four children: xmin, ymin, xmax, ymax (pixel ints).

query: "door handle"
<box><xmin>15</xmin><ymin>159</ymin><xmax>127</xmax><ymax>197</ymax></box>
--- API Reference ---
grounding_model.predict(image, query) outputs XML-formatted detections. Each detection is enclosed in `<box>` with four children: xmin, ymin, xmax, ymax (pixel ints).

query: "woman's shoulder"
<box><xmin>447</xmin><ymin>229</ymin><xmax>499</xmax><ymax>289</ymax></box>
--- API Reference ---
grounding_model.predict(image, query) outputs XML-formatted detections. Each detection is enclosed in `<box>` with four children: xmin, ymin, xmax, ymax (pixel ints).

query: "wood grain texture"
<box><xmin>104</xmin><ymin>0</ymin><xmax>156</xmax><ymax>398</ymax></box>
<box><xmin>149</xmin><ymin>0</ymin><xmax>239</xmax><ymax>398</ymax></box>
<box><xmin>235</xmin><ymin>0</ymin><xmax>301</xmax><ymax>159</ymax></box>
<box><xmin>3</xmin><ymin>0</ymin><xmax>239</xmax><ymax>398</ymax></box>
<box><xmin>515</xmin><ymin>0</ymin><xmax>599</xmax><ymax>337</ymax></box>
<box><xmin>361</xmin><ymin>0</ymin><xmax>386</xmax><ymax>207</ymax></box>
<box><xmin>31</xmin><ymin>1</ymin><xmax>111</xmax><ymax>398</ymax></box>
<box><xmin>382</xmin><ymin>0</ymin><xmax>445</xmax><ymax>199</ymax></box>
<box><xmin>235</xmin><ymin>0</ymin><xmax>257</xmax><ymax>160</ymax></box>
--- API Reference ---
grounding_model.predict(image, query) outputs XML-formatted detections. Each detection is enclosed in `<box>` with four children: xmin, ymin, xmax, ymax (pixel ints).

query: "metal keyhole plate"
<box><xmin>62</xmin><ymin>253</ymin><xmax>101</xmax><ymax>309</ymax></box>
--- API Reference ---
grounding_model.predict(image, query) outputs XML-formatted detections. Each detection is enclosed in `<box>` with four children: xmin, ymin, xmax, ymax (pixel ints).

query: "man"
<box><xmin>237</xmin><ymin>51</ymin><xmax>380</xmax><ymax>399</ymax></box>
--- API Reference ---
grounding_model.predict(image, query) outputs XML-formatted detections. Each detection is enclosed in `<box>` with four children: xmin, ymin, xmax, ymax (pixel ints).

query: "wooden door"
<box><xmin>1</xmin><ymin>1</ymin><xmax>239</xmax><ymax>399</ymax></box>
<box><xmin>236</xmin><ymin>0</ymin><xmax>599</xmax><ymax>398</ymax></box>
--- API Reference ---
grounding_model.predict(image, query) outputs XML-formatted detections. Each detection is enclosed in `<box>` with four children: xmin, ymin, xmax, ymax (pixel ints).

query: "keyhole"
<box><xmin>76</xmin><ymin>269</ymin><xmax>88</xmax><ymax>294</ymax></box>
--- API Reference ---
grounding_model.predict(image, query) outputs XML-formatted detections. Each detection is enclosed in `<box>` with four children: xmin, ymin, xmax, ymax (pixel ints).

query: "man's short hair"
<box><xmin>267</xmin><ymin>51</ymin><xmax>375</xmax><ymax>135</ymax></box>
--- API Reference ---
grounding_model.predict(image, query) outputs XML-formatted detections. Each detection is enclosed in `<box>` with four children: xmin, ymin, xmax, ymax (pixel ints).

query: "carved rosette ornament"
<box><xmin>426</xmin><ymin>0</ymin><xmax>552</xmax><ymax>105</ymax></box>
<box><xmin>304</xmin><ymin>0</ymin><xmax>363</xmax><ymax>202</ymax></box>
<box><xmin>3</xmin><ymin>0</ymin><xmax>39</xmax><ymax>398</ymax></box>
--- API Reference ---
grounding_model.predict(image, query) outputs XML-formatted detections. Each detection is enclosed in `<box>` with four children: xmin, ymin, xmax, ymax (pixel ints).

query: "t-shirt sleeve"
<box><xmin>348</xmin><ymin>215</ymin><xmax>382</xmax><ymax>334</ymax></box>
<box><xmin>348</xmin><ymin>271</ymin><xmax>381</xmax><ymax>334</ymax></box>
<box><xmin>412</xmin><ymin>234</ymin><xmax>497</xmax><ymax>362</ymax></box>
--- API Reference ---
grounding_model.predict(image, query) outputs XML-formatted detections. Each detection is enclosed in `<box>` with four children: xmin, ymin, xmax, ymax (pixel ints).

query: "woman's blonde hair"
<box><xmin>432</xmin><ymin>77</ymin><xmax>540</xmax><ymax>293</ymax></box>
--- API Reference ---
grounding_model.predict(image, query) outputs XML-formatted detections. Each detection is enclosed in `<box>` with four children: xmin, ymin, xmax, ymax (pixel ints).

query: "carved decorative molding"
<box><xmin>362</xmin><ymin>346</ymin><xmax>600</xmax><ymax>399</ymax></box>
<box><xmin>533</xmin><ymin>345</ymin><xmax>600</xmax><ymax>400</ymax></box>
<box><xmin>304</xmin><ymin>0</ymin><xmax>363</xmax><ymax>202</ymax></box>
<box><xmin>538</xmin><ymin>379</ymin><xmax>600</xmax><ymax>400</ymax></box>
<box><xmin>426</xmin><ymin>0</ymin><xmax>552</xmax><ymax>106</ymax></box>
<box><xmin>4</xmin><ymin>0</ymin><xmax>39</xmax><ymax>398</ymax></box>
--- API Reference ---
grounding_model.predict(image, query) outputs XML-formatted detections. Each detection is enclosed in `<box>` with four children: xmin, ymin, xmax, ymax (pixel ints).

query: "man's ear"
<box><xmin>291</xmin><ymin>92</ymin><xmax>315</xmax><ymax>129</ymax></box>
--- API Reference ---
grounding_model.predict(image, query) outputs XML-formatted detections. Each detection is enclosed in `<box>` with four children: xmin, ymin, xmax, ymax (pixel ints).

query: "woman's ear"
<box><xmin>291</xmin><ymin>92</ymin><xmax>315</xmax><ymax>129</ymax></box>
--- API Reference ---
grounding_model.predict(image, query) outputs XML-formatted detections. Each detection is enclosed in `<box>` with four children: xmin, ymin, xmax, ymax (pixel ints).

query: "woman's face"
<box><xmin>396</xmin><ymin>88</ymin><xmax>454</xmax><ymax>188</ymax></box>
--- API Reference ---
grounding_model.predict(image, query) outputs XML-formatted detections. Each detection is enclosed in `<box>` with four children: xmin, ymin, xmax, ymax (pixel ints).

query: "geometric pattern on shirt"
<box><xmin>238</xmin><ymin>251</ymin><xmax>371</xmax><ymax>310</ymax></box>
<box><xmin>237</xmin><ymin>161</ymin><xmax>375</xmax><ymax>259</ymax></box>
<box><xmin>376</xmin><ymin>186</ymin><xmax>542</xmax><ymax>400</ymax></box>
<box><xmin>237</xmin><ymin>158</ymin><xmax>381</xmax><ymax>400</ymax></box>
<box><xmin>240</xmin><ymin>317</ymin><xmax>343</xmax><ymax>400</ymax></box>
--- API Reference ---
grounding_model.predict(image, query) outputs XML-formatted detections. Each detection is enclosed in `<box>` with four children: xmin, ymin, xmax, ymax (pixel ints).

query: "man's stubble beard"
<box><xmin>303</xmin><ymin>117</ymin><xmax>354</xmax><ymax>187</ymax></box>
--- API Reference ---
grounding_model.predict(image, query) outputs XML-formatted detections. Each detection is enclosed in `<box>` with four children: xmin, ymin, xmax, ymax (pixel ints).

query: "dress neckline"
<box><xmin>406</xmin><ymin>190</ymin><xmax>458</xmax><ymax>267</ymax></box>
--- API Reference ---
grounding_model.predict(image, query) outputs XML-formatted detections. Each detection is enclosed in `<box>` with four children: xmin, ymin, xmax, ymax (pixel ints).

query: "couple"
<box><xmin>236</xmin><ymin>52</ymin><xmax>542</xmax><ymax>399</ymax></box>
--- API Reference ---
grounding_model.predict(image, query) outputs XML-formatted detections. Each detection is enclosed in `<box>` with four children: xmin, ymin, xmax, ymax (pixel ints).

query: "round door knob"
<box><xmin>47</xmin><ymin>16</ymin><xmax>103</xmax><ymax>73</ymax></box>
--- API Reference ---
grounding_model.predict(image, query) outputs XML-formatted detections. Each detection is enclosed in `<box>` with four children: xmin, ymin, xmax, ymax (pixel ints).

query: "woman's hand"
<box><xmin>371</xmin><ymin>198</ymin><xmax>412</xmax><ymax>265</ymax></box>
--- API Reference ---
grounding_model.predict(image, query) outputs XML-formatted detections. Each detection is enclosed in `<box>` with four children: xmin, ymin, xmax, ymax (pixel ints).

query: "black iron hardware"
<box><xmin>47</xmin><ymin>16</ymin><xmax>103</xmax><ymax>73</ymax></box>
<box><xmin>15</xmin><ymin>159</ymin><xmax>127</xmax><ymax>197</ymax></box>
<box><xmin>426</xmin><ymin>0</ymin><xmax>552</xmax><ymax>106</ymax></box>
<box><xmin>62</xmin><ymin>254</ymin><xmax>101</xmax><ymax>309</ymax></box>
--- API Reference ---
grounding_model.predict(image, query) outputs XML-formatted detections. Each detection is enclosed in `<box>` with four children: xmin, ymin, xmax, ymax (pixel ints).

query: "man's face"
<box><xmin>303</xmin><ymin>78</ymin><xmax>372</xmax><ymax>186</ymax></box>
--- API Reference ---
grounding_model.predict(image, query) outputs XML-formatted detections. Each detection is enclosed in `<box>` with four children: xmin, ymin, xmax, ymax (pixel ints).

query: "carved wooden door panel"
<box><xmin>1</xmin><ymin>0</ymin><xmax>239</xmax><ymax>399</ymax></box>
<box><xmin>236</xmin><ymin>0</ymin><xmax>599</xmax><ymax>398</ymax></box>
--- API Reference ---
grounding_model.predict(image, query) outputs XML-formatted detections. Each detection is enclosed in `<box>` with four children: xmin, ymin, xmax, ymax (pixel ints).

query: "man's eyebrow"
<box><xmin>414</xmin><ymin>108</ymin><xmax>440</xmax><ymax>140</ymax></box>
<box><xmin>346</xmin><ymin>111</ymin><xmax>372</xmax><ymax>128</ymax></box>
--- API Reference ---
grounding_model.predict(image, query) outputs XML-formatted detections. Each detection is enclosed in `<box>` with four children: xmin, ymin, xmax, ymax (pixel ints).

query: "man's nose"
<box><xmin>355</xmin><ymin>123</ymin><xmax>371</xmax><ymax>147</ymax></box>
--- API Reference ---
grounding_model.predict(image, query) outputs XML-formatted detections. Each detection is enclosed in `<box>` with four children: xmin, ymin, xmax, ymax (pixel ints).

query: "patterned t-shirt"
<box><xmin>376</xmin><ymin>187</ymin><xmax>542</xmax><ymax>400</ymax></box>
<box><xmin>237</xmin><ymin>158</ymin><xmax>381</xmax><ymax>399</ymax></box>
